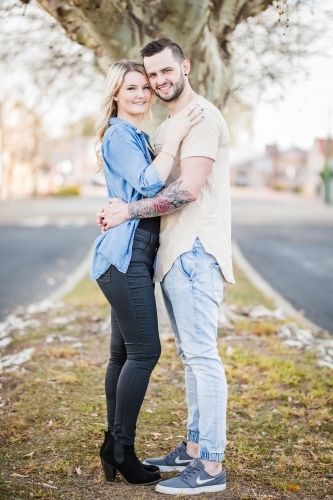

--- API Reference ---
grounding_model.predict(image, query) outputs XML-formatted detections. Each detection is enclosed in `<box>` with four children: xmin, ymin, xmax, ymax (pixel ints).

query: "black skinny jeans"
<box><xmin>97</xmin><ymin>228</ymin><xmax>161</xmax><ymax>445</ymax></box>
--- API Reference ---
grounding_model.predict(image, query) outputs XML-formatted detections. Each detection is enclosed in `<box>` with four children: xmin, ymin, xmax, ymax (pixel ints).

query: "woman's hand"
<box><xmin>171</xmin><ymin>102</ymin><xmax>204</xmax><ymax>141</ymax></box>
<box><xmin>151</xmin><ymin>101</ymin><xmax>205</xmax><ymax>182</ymax></box>
<box><xmin>97</xmin><ymin>199</ymin><xmax>129</xmax><ymax>231</ymax></box>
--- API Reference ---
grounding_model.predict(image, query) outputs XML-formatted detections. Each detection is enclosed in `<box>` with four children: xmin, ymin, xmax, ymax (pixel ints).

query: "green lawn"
<box><xmin>0</xmin><ymin>270</ymin><xmax>332</xmax><ymax>499</ymax></box>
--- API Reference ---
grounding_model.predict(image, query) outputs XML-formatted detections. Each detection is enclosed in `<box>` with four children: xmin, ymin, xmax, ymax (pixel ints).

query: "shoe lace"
<box><xmin>179</xmin><ymin>463</ymin><xmax>201</xmax><ymax>480</ymax></box>
<box><xmin>166</xmin><ymin>444</ymin><xmax>183</xmax><ymax>459</ymax></box>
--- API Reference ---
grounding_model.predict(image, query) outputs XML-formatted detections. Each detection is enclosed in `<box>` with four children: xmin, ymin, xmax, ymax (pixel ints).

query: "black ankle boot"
<box><xmin>100</xmin><ymin>430</ymin><xmax>159</xmax><ymax>481</ymax></box>
<box><xmin>100</xmin><ymin>431</ymin><xmax>116</xmax><ymax>481</ymax></box>
<box><xmin>101</xmin><ymin>434</ymin><xmax>161</xmax><ymax>485</ymax></box>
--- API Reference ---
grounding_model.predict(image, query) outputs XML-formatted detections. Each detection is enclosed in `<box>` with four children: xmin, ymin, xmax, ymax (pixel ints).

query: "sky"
<box><xmin>248</xmin><ymin>0</ymin><xmax>333</xmax><ymax>154</ymax></box>
<box><xmin>252</xmin><ymin>50</ymin><xmax>333</xmax><ymax>153</ymax></box>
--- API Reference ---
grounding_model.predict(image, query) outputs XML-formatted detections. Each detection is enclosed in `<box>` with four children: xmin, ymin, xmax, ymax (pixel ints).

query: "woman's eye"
<box><xmin>127</xmin><ymin>87</ymin><xmax>135</xmax><ymax>90</ymax></box>
<box><xmin>143</xmin><ymin>86</ymin><xmax>150</xmax><ymax>90</ymax></box>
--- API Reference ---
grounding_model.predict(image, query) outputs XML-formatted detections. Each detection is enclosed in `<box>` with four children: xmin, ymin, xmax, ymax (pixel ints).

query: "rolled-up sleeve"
<box><xmin>102</xmin><ymin>127</ymin><xmax>164</xmax><ymax>197</ymax></box>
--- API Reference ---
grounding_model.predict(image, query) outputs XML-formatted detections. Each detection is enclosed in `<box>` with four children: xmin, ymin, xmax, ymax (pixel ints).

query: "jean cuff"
<box><xmin>199</xmin><ymin>449</ymin><xmax>223</xmax><ymax>462</ymax></box>
<box><xmin>187</xmin><ymin>430</ymin><xmax>199</xmax><ymax>443</ymax></box>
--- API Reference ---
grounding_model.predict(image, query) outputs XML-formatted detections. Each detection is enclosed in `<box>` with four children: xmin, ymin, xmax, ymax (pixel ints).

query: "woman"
<box><xmin>90</xmin><ymin>60</ymin><xmax>203</xmax><ymax>486</ymax></box>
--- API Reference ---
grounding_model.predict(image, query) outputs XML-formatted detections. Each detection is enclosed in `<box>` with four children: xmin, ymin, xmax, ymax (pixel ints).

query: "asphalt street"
<box><xmin>0</xmin><ymin>225</ymin><xmax>100</xmax><ymax>319</ymax></box>
<box><xmin>233</xmin><ymin>224</ymin><xmax>333</xmax><ymax>331</ymax></box>
<box><xmin>232</xmin><ymin>190</ymin><xmax>333</xmax><ymax>333</ymax></box>
<box><xmin>1</xmin><ymin>191</ymin><xmax>332</xmax><ymax>333</ymax></box>
<box><xmin>0</xmin><ymin>196</ymin><xmax>104</xmax><ymax>320</ymax></box>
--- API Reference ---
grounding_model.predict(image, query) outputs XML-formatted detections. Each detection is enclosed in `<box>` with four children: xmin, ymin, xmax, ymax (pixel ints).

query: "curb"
<box><xmin>47</xmin><ymin>244</ymin><xmax>95</xmax><ymax>302</ymax></box>
<box><xmin>232</xmin><ymin>239</ymin><xmax>329</xmax><ymax>335</ymax></box>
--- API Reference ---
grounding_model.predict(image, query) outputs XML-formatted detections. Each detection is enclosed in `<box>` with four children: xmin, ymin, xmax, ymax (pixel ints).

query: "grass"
<box><xmin>0</xmin><ymin>267</ymin><xmax>332</xmax><ymax>499</ymax></box>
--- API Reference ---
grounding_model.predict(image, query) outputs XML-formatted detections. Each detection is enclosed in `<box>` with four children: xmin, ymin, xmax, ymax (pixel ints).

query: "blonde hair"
<box><xmin>95</xmin><ymin>60</ymin><xmax>153</xmax><ymax>169</ymax></box>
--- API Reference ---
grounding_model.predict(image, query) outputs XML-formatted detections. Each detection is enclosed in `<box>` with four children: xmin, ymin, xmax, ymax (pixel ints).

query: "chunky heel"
<box><xmin>99</xmin><ymin>430</ymin><xmax>159</xmax><ymax>480</ymax></box>
<box><xmin>101</xmin><ymin>458</ymin><xmax>117</xmax><ymax>482</ymax></box>
<box><xmin>101</xmin><ymin>434</ymin><xmax>161</xmax><ymax>485</ymax></box>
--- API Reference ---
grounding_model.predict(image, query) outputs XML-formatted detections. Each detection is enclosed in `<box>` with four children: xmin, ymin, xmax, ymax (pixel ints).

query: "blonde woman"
<box><xmin>90</xmin><ymin>60</ymin><xmax>203</xmax><ymax>486</ymax></box>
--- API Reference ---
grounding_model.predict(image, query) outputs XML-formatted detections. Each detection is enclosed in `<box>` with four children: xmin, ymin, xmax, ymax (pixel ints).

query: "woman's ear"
<box><xmin>114</xmin><ymin>95</ymin><xmax>119</xmax><ymax>102</ymax></box>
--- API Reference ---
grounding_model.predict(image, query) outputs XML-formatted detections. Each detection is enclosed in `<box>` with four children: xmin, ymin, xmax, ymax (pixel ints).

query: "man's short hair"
<box><xmin>140</xmin><ymin>38</ymin><xmax>185</xmax><ymax>64</ymax></box>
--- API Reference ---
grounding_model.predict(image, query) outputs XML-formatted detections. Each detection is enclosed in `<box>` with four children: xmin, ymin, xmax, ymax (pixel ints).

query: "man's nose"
<box><xmin>156</xmin><ymin>73</ymin><xmax>166</xmax><ymax>87</ymax></box>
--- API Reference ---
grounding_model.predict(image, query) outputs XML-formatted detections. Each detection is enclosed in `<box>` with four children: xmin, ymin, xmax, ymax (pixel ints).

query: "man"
<box><xmin>97</xmin><ymin>38</ymin><xmax>235</xmax><ymax>495</ymax></box>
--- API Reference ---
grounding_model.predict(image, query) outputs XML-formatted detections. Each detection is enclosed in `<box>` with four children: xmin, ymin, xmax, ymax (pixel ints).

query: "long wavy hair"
<box><xmin>95</xmin><ymin>60</ymin><xmax>153</xmax><ymax>170</ymax></box>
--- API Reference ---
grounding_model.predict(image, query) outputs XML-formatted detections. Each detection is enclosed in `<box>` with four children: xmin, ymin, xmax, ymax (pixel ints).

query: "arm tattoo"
<box><xmin>128</xmin><ymin>180</ymin><xmax>194</xmax><ymax>219</ymax></box>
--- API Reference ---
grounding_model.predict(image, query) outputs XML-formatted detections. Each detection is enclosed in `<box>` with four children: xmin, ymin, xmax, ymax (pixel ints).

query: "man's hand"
<box><xmin>96</xmin><ymin>198</ymin><xmax>129</xmax><ymax>232</ymax></box>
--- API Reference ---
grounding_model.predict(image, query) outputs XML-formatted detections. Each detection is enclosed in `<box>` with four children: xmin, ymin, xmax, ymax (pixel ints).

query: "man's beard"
<box><xmin>153</xmin><ymin>73</ymin><xmax>186</xmax><ymax>102</ymax></box>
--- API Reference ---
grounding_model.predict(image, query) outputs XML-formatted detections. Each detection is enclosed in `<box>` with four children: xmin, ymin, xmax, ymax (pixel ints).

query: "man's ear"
<box><xmin>182</xmin><ymin>59</ymin><xmax>191</xmax><ymax>77</ymax></box>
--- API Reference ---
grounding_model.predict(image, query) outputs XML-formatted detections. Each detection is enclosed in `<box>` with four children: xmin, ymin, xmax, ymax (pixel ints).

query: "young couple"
<box><xmin>90</xmin><ymin>38</ymin><xmax>235</xmax><ymax>495</ymax></box>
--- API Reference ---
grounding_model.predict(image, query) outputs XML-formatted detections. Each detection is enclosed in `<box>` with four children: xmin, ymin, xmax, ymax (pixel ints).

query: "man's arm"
<box><xmin>98</xmin><ymin>157</ymin><xmax>213</xmax><ymax>230</ymax></box>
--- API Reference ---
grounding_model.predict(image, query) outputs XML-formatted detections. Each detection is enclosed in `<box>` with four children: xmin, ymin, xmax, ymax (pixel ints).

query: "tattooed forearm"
<box><xmin>128</xmin><ymin>180</ymin><xmax>194</xmax><ymax>219</ymax></box>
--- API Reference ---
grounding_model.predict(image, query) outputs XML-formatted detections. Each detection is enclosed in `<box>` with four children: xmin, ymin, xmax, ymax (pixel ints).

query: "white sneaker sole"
<box><xmin>155</xmin><ymin>483</ymin><xmax>227</xmax><ymax>495</ymax></box>
<box><xmin>142</xmin><ymin>461</ymin><xmax>187</xmax><ymax>473</ymax></box>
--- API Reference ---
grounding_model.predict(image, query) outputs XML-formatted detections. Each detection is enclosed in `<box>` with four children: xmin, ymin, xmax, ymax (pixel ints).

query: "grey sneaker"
<box><xmin>155</xmin><ymin>459</ymin><xmax>226</xmax><ymax>495</ymax></box>
<box><xmin>142</xmin><ymin>441</ymin><xmax>192</xmax><ymax>472</ymax></box>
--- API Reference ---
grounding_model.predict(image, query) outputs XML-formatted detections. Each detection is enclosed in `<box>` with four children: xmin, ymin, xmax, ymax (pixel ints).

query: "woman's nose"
<box><xmin>136</xmin><ymin>88</ymin><xmax>145</xmax><ymax>98</ymax></box>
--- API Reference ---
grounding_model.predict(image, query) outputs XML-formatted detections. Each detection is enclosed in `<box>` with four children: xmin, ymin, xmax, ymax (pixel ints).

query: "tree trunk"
<box><xmin>37</xmin><ymin>0</ymin><xmax>273</xmax><ymax>108</ymax></box>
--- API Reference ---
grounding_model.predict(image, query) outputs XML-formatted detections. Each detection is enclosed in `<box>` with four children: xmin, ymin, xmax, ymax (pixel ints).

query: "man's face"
<box><xmin>143</xmin><ymin>48</ymin><xmax>186</xmax><ymax>102</ymax></box>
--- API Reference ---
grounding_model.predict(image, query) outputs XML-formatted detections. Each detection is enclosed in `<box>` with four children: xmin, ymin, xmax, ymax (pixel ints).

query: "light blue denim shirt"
<box><xmin>90</xmin><ymin>117</ymin><xmax>164</xmax><ymax>280</ymax></box>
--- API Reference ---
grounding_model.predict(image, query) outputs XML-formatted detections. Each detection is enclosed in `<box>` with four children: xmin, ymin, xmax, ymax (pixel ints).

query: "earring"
<box><xmin>184</xmin><ymin>73</ymin><xmax>187</xmax><ymax>76</ymax></box>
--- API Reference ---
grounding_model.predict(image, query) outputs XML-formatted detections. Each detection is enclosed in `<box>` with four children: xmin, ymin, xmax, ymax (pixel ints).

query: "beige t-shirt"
<box><xmin>153</xmin><ymin>96</ymin><xmax>235</xmax><ymax>285</ymax></box>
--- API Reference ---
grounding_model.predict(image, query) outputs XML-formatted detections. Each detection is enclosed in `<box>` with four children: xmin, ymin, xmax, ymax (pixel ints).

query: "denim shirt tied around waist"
<box><xmin>90</xmin><ymin>117</ymin><xmax>164</xmax><ymax>280</ymax></box>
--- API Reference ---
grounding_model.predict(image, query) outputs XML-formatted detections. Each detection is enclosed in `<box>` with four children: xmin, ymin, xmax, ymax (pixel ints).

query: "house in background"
<box><xmin>0</xmin><ymin>97</ymin><xmax>98</xmax><ymax>200</ymax></box>
<box><xmin>270</xmin><ymin>147</ymin><xmax>308</xmax><ymax>192</ymax></box>
<box><xmin>230</xmin><ymin>144</ymin><xmax>309</xmax><ymax>193</ymax></box>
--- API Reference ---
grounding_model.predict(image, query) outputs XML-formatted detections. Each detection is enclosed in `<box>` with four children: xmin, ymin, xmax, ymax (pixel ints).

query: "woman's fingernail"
<box><xmin>201</xmin><ymin>116</ymin><xmax>204</xmax><ymax>119</ymax></box>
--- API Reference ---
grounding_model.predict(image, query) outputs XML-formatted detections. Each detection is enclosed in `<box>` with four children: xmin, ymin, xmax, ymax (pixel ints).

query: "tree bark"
<box><xmin>37</xmin><ymin>0</ymin><xmax>273</xmax><ymax>108</ymax></box>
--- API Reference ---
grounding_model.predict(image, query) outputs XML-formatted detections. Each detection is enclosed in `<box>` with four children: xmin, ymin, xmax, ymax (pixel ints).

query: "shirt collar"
<box><xmin>109</xmin><ymin>117</ymin><xmax>141</xmax><ymax>133</ymax></box>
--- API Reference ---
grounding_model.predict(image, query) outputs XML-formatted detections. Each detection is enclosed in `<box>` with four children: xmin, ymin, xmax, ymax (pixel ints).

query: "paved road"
<box><xmin>0</xmin><ymin>196</ymin><xmax>104</xmax><ymax>320</ymax></box>
<box><xmin>233</xmin><ymin>224</ymin><xmax>333</xmax><ymax>331</ymax></box>
<box><xmin>0</xmin><ymin>225</ymin><xmax>100</xmax><ymax>319</ymax></box>
<box><xmin>232</xmin><ymin>189</ymin><xmax>333</xmax><ymax>333</ymax></box>
<box><xmin>1</xmin><ymin>191</ymin><xmax>333</xmax><ymax>333</ymax></box>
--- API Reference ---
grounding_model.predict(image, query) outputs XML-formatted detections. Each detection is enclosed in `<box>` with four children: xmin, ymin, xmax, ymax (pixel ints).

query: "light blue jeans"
<box><xmin>161</xmin><ymin>238</ymin><xmax>227</xmax><ymax>462</ymax></box>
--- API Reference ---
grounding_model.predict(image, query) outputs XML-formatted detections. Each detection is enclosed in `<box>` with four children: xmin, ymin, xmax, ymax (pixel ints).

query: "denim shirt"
<box><xmin>90</xmin><ymin>117</ymin><xmax>164</xmax><ymax>280</ymax></box>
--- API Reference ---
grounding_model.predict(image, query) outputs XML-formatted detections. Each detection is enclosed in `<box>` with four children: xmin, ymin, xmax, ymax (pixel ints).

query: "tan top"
<box><xmin>153</xmin><ymin>96</ymin><xmax>235</xmax><ymax>285</ymax></box>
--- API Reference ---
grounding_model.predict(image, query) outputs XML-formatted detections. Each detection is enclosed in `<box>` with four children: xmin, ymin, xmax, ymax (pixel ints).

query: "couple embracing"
<box><xmin>90</xmin><ymin>37</ymin><xmax>235</xmax><ymax>495</ymax></box>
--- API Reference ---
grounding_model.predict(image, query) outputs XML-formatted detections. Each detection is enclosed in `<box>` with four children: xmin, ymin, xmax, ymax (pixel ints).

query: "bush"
<box><xmin>54</xmin><ymin>185</ymin><xmax>81</xmax><ymax>196</ymax></box>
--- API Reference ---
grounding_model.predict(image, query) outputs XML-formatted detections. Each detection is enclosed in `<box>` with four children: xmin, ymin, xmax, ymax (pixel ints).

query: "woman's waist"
<box><xmin>133</xmin><ymin>226</ymin><xmax>159</xmax><ymax>249</ymax></box>
<box><xmin>138</xmin><ymin>216</ymin><xmax>160</xmax><ymax>236</ymax></box>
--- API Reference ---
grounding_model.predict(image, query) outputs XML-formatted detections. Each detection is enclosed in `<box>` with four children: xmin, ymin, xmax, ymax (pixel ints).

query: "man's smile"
<box><xmin>157</xmin><ymin>83</ymin><xmax>172</xmax><ymax>92</ymax></box>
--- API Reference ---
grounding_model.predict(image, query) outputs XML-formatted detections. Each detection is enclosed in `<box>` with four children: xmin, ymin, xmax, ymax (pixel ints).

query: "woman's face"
<box><xmin>115</xmin><ymin>71</ymin><xmax>152</xmax><ymax>119</ymax></box>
